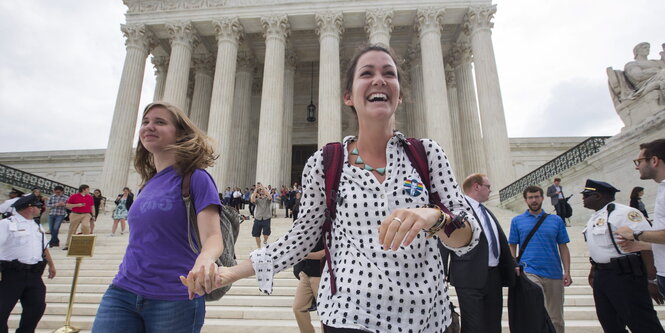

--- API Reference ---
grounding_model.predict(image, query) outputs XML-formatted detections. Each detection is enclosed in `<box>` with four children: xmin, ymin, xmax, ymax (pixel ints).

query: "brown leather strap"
<box><xmin>182</xmin><ymin>172</ymin><xmax>192</xmax><ymax>198</ymax></box>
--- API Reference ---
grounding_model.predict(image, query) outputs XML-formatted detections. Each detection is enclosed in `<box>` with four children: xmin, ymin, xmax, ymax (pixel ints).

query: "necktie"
<box><xmin>479</xmin><ymin>204</ymin><xmax>499</xmax><ymax>259</ymax></box>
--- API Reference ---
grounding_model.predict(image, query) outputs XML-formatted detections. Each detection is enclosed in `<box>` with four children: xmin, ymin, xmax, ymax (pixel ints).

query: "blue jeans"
<box><xmin>92</xmin><ymin>285</ymin><xmax>205</xmax><ymax>333</ymax></box>
<box><xmin>47</xmin><ymin>215</ymin><xmax>65</xmax><ymax>246</ymax></box>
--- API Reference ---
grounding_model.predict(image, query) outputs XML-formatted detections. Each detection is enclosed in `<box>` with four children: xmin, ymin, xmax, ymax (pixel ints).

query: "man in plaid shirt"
<box><xmin>46</xmin><ymin>186</ymin><xmax>68</xmax><ymax>247</ymax></box>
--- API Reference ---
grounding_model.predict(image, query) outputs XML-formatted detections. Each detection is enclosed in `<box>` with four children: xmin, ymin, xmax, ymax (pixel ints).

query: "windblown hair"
<box><xmin>134</xmin><ymin>102</ymin><xmax>217</xmax><ymax>185</ymax></box>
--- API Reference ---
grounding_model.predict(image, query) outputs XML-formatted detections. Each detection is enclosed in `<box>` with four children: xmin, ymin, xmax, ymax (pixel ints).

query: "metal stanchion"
<box><xmin>54</xmin><ymin>235</ymin><xmax>95</xmax><ymax>333</ymax></box>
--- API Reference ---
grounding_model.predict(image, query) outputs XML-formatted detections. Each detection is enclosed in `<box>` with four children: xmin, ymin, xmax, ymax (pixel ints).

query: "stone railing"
<box><xmin>499</xmin><ymin>136</ymin><xmax>611</xmax><ymax>202</ymax></box>
<box><xmin>0</xmin><ymin>164</ymin><xmax>77</xmax><ymax>196</ymax></box>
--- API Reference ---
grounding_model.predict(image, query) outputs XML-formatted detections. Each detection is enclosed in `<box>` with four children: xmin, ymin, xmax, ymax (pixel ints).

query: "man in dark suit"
<box><xmin>547</xmin><ymin>178</ymin><xmax>566</xmax><ymax>222</ymax></box>
<box><xmin>445</xmin><ymin>173</ymin><xmax>517</xmax><ymax>333</ymax></box>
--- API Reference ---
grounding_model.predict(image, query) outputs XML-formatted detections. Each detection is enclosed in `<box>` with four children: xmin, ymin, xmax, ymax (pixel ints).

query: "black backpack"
<box><xmin>182</xmin><ymin>171</ymin><xmax>241</xmax><ymax>301</ymax></box>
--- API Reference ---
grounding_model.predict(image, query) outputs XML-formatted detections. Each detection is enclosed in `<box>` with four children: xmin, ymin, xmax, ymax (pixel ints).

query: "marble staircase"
<box><xmin>10</xmin><ymin>205</ymin><xmax>665</xmax><ymax>332</ymax></box>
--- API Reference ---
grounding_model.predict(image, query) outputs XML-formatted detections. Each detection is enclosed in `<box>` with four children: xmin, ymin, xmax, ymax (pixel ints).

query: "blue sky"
<box><xmin>0</xmin><ymin>0</ymin><xmax>663</xmax><ymax>152</ymax></box>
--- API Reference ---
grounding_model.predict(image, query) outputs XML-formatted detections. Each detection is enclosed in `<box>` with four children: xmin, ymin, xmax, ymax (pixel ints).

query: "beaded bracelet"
<box><xmin>423</xmin><ymin>204</ymin><xmax>451</xmax><ymax>238</ymax></box>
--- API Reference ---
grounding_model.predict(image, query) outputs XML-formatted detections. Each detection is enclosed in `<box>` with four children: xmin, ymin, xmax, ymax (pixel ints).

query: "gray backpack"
<box><xmin>182</xmin><ymin>171</ymin><xmax>241</xmax><ymax>301</ymax></box>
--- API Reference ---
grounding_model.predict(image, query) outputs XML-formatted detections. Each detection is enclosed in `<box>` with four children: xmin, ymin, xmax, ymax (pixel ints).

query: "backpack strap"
<box><xmin>321</xmin><ymin>142</ymin><xmax>344</xmax><ymax>295</ymax></box>
<box><xmin>517</xmin><ymin>213</ymin><xmax>549</xmax><ymax>263</ymax></box>
<box><xmin>181</xmin><ymin>172</ymin><xmax>203</xmax><ymax>253</ymax></box>
<box><xmin>402</xmin><ymin>138</ymin><xmax>464</xmax><ymax>235</ymax></box>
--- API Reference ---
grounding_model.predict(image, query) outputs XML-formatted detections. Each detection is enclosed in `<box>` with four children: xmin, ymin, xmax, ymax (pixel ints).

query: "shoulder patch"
<box><xmin>627</xmin><ymin>211</ymin><xmax>643</xmax><ymax>222</ymax></box>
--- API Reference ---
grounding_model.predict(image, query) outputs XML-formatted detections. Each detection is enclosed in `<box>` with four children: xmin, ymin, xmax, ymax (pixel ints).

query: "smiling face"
<box><xmin>344</xmin><ymin>50</ymin><xmax>402</xmax><ymax>123</ymax></box>
<box><xmin>139</xmin><ymin>106</ymin><xmax>179</xmax><ymax>154</ymax></box>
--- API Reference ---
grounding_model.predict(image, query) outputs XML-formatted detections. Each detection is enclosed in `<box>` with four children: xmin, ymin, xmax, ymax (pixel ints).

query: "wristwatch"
<box><xmin>633</xmin><ymin>230</ymin><xmax>644</xmax><ymax>241</ymax></box>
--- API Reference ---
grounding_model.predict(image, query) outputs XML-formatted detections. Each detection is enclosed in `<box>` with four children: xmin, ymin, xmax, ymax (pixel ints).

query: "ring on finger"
<box><xmin>392</xmin><ymin>217</ymin><xmax>403</xmax><ymax>225</ymax></box>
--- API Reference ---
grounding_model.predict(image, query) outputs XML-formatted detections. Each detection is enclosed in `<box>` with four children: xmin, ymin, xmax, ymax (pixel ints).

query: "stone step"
<box><xmin>15</xmin><ymin>301</ymin><xmax>665</xmax><ymax>322</ymax></box>
<box><xmin>13</xmin><ymin>315</ymin><xmax>665</xmax><ymax>333</ymax></box>
<box><xmin>41</xmin><ymin>282</ymin><xmax>602</xmax><ymax>297</ymax></box>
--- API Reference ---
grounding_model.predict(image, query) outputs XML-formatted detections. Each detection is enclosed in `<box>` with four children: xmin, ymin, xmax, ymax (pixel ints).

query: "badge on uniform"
<box><xmin>627</xmin><ymin>211</ymin><xmax>643</xmax><ymax>222</ymax></box>
<box><xmin>595</xmin><ymin>218</ymin><xmax>606</xmax><ymax>226</ymax></box>
<box><xmin>404</xmin><ymin>178</ymin><xmax>424</xmax><ymax>197</ymax></box>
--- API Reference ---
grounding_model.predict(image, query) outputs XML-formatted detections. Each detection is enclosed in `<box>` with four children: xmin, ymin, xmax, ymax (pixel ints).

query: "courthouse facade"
<box><xmin>101</xmin><ymin>0</ymin><xmax>514</xmax><ymax>194</ymax></box>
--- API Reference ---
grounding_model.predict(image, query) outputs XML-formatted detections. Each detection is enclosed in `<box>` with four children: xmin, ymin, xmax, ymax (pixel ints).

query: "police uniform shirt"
<box><xmin>584</xmin><ymin>202</ymin><xmax>651</xmax><ymax>264</ymax></box>
<box><xmin>0</xmin><ymin>213</ymin><xmax>46</xmax><ymax>265</ymax></box>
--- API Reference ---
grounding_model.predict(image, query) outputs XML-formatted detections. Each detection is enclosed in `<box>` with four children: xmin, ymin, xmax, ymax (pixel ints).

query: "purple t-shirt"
<box><xmin>113</xmin><ymin>167</ymin><xmax>221</xmax><ymax>300</ymax></box>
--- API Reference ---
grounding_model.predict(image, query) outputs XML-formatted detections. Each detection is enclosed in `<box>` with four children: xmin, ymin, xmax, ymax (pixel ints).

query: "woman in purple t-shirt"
<box><xmin>92</xmin><ymin>102</ymin><xmax>223</xmax><ymax>333</ymax></box>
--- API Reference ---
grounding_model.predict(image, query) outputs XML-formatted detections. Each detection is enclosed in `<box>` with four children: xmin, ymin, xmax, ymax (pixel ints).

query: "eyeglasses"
<box><xmin>633</xmin><ymin>157</ymin><xmax>650</xmax><ymax>166</ymax></box>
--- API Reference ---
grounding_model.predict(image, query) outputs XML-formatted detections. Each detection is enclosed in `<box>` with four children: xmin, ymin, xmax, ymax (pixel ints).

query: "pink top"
<box><xmin>67</xmin><ymin>193</ymin><xmax>94</xmax><ymax>214</ymax></box>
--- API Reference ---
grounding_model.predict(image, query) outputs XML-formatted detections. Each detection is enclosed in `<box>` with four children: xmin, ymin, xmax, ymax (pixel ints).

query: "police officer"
<box><xmin>0</xmin><ymin>194</ymin><xmax>56</xmax><ymax>333</ymax></box>
<box><xmin>582</xmin><ymin>179</ymin><xmax>664</xmax><ymax>333</ymax></box>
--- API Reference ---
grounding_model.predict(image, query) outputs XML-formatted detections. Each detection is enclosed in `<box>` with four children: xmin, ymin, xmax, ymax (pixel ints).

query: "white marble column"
<box><xmin>406</xmin><ymin>40</ymin><xmax>427</xmax><ymax>138</ymax></box>
<box><xmin>151</xmin><ymin>55</ymin><xmax>168</xmax><ymax>101</ymax></box>
<box><xmin>416</xmin><ymin>8</ymin><xmax>455</xmax><ymax>164</ymax></box>
<box><xmin>229</xmin><ymin>44</ymin><xmax>255</xmax><ymax>187</ymax></box>
<box><xmin>245</xmin><ymin>90</ymin><xmax>261</xmax><ymax>187</ymax></box>
<box><xmin>453</xmin><ymin>41</ymin><xmax>486</xmax><ymax>175</ymax></box>
<box><xmin>206</xmin><ymin>17</ymin><xmax>243</xmax><ymax>187</ymax></box>
<box><xmin>185</xmin><ymin>74</ymin><xmax>195</xmax><ymax>115</ymax></box>
<box><xmin>466</xmin><ymin>5</ymin><xmax>514</xmax><ymax>188</ymax></box>
<box><xmin>100</xmin><ymin>24</ymin><xmax>155</xmax><ymax>196</ymax></box>
<box><xmin>281</xmin><ymin>47</ymin><xmax>296</xmax><ymax>186</ymax></box>
<box><xmin>162</xmin><ymin>22</ymin><xmax>199</xmax><ymax>110</ymax></box>
<box><xmin>445</xmin><ymin>60</ymin><xmax>464</xmax><ymax>178</ymax></box>
<box><xmin>256</xmin><ymin>14</ymin><xmax>290</xmax><ymax>187</ymax></box>
<box><xmin>315</xmin><ymin>12</ymin><xmax>343</xmax><ymax>148</ymax></box>
<box><xmin>189</xmin><ymin>54</ymin><xmax>214</xmax><ymax>131</ymax></box>
<box><xmin>365</xmin><ymin>9</ymin><xmax>393</xmax><ymax>48</ymax></box>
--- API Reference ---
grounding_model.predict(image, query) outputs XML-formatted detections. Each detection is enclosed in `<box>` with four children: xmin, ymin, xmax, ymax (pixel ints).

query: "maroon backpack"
<box><xmin>320</xmin><ymin>138</ymin><xmax>461</xmax><ymax>294</ymax></box>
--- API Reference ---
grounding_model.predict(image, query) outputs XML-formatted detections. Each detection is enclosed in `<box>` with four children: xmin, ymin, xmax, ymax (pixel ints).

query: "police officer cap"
<box><xmin>581</xmin><ymin>179</ymin><xmax>620</xmax><ymax>195</ymax></box>
<box><xmin>9</xmin><ymin>188</ymin><xmax>24</xmax><ymax>196</ymax></box>
<box><xmin>11</xmin><ymin>194</ymin><xmax>43</xmax><ymax>211</ymax></box>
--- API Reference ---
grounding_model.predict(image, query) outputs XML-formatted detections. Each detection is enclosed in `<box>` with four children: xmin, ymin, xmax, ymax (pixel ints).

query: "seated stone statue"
<box><xmin>624</xmin><ymin>42</ymin><xmax>665</xmax><ymax>103</ymax></box>
<box><xmin>608</xmin><ymin>42</ymin><xmax>665</xmax><ymax>106</ymax></box>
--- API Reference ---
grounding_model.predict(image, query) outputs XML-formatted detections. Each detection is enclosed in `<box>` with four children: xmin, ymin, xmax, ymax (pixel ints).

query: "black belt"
<box><xmin>0</xmin><ymin>260</ymin><xmax>46</xmax><ymax>273</ymax></box>
<box><xmin>593</xmin><ymin>261</ymin><xmax>619</xmax><ymax>271</ymax></box>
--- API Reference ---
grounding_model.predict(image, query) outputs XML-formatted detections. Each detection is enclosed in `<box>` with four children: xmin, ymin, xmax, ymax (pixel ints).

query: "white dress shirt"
<box><xmin>466</xmin><ymin>195</ymin><xmax>501</xmax><ymax>267</ymax></box>
<box><xmin>651</xmin><ymin>180</ymin><xmax>665</xmax><ymax>276</ymax></box>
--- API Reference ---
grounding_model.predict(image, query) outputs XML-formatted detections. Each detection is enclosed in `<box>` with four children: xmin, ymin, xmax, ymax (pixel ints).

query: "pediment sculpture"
<box><xmin>607</xmin><ymin>42</ymin><xmax>665</xmax><ymax>107</ymax></box>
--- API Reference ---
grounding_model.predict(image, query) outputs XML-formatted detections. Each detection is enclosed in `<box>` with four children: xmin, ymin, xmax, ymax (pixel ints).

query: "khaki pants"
<box><xmin>65</xmin><ymin>213</ymin><xmax>91</xmax><ymax>247</ymax></box>
<box><xmin>293</xmin><ymin>272</ymin><xmax>320</xmax><ymax>333</ymax></box>
<box><xmin>526</xmin><ymin>273</ymin><xmax>565</xmax><ymax>333</ymax></box>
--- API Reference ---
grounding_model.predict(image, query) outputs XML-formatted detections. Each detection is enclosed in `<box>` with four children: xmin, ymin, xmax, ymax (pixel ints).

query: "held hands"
<box><xmin>179</xmin><ymin>256</ymin><xmax>217</xmax><ymax>300</ymax></box>
<box><xmin>378</xmin><ymin>208</ymin><xmax>441</xmax><ymax>251</ymax></box>
<box><xmin>179</xmin><ymin>264</ymin><xmax>244</xmax><ymax>300</ymax></box>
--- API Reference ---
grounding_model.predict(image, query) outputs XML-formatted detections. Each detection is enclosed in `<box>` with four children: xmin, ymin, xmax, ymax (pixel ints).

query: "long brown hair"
<box><xmin>134</xmin><ymin>102</ymin><xmax>217</xmax><ymax>184</ymax></box>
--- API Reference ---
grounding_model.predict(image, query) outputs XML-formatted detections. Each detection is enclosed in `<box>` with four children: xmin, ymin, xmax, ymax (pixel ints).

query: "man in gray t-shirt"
<box><xmin>251</xmin><ymin>185</ymin><xmax>273</xmax><ymax>248</ymax></box>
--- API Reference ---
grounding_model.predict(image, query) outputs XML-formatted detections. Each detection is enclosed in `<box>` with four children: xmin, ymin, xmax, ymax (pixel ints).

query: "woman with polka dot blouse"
<box><xmin>182</xmin><ymin>45</ymin><xmax>482</xmax><ymax>332</ymax></box>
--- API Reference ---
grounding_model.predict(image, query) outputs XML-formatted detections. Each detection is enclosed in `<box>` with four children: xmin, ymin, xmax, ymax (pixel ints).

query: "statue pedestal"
<box><xmin>616</xmin><ymin>90</ymin><xmax>665</xmax><ymax>130</ymax></box>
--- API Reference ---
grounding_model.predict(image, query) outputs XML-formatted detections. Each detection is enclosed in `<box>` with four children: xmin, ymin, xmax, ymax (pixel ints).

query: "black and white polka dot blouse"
<box><xmin>250</xmin><ymin>133</ymin><xmax>481</xmax><ymax>332</ymax></box>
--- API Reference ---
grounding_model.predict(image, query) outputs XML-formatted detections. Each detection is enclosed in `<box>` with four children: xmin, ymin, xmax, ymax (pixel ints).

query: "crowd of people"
<box><xmin>1</xmin><ymin>43</ymin><xmax>664</xmax><ymax>333</ymax></box>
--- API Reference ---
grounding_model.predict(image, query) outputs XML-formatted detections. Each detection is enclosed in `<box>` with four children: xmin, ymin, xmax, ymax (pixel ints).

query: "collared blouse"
<box><xmin>250</xmin><ymin>133</ymin><xmax>481</xmax><ymax>332</ymax></box>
